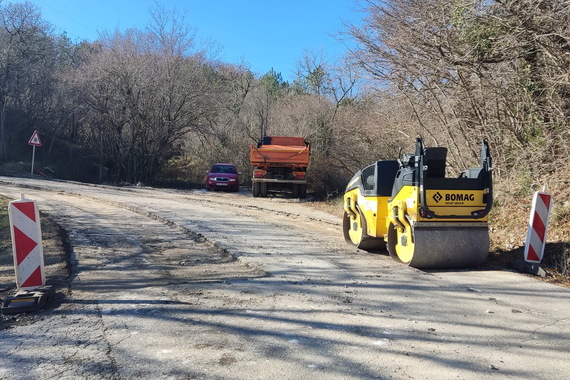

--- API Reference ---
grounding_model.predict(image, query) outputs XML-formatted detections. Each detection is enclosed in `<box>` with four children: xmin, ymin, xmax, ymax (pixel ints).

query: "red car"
<box><xmin>206</xmin><ymin>163</ymin><xmax>240</xmax><ymax>191</ymax></box>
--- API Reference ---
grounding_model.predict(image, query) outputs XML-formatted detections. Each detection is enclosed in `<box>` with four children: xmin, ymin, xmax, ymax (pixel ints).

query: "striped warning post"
<box><xmin>524</xmin><ymin>191</ymin><xmax>552</xmax><ymax>263</ymax></box>
<box><xmin>8</xmin><ymin>196</ymin><xmax>46</xmax><ymax>290</ymax></box>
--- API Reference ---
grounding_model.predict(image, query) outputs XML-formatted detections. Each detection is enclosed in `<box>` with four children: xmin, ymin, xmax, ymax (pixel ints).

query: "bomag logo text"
<box><xmin>445</xmin><ymin>193</ymin><xmax>475</xmax><ymax>202</ymax></box>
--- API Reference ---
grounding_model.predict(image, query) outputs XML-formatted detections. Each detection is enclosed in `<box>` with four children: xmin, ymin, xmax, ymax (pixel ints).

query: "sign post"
<box><xmin>8</xmin><ymin>195</ymin><xmax>46</xmax><ymax>289</ymax></box>
<box><xmin>512</xmin><ymin>188</ymin><xmax>553</xmax><ymax>277</ymax></box>
<box><xmin>1</xmin><ymin>194</ymin><xmax>53</xmax><ymax>314</ymax></box>
<box><xmin>28</xmin><ymin>130</ymin><xmax>42</xmax><ymax>174</ymax></box>
<box><xmin>524</xmin><ymin>189</ymin><xmax>552</xmax><ymax>263</ymax></box>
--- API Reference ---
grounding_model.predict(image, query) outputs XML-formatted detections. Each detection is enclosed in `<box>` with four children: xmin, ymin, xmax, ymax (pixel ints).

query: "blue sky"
<box><xmin>17</xmin><ymin>0</ymin><xmax>365</xmax><ymax>82</ymax></box>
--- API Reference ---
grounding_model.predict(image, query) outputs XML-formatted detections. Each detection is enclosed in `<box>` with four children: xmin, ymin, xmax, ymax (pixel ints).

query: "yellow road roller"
<box><xmin>343</xmin><ymin>138</ymin><xmax>492</xmax><ymax>269</ymax></box>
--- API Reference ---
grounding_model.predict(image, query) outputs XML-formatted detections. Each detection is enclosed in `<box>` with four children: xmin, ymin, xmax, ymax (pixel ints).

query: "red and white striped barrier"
<box><xmin>524</xmin><ymin>191</ymin><xmax>552</xmax><ymax>263</ymax></box>
<box><xmin>8</xmin><ymin>195</ymin><xmax>46</xmax><ymax>289</ymax></box>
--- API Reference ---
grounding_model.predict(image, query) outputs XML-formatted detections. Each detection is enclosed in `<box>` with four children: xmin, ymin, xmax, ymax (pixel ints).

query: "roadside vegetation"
<box><xmin>0</xmin><ymin>0</ymin><xmax>568</xmax><ymax>278</ymax></box>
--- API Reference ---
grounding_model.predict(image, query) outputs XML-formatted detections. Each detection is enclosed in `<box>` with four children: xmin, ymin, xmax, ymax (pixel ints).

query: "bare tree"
<box><xmin>67</xmin><ymin>5</ymin><xmax>212</xmax><ymax>183</ymax></box>
<box><xmin>0</xmin><ymin>1</ymin><xmax>55</xmax><ymax>161</ymax></box>
<box><xmin>347</xmin><ymin>0</ymin><xmax>570</xmax><ymax>179</ymax></box>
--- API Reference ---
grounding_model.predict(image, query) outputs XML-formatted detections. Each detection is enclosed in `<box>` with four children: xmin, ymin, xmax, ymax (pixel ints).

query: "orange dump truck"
<box><xmin>250</xmin><ymin>136</ymin><xmax>310</xmax><ymax>198</ymax></box>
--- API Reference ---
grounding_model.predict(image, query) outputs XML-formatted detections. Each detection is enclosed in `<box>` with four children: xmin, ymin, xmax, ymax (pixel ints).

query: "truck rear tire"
<box><xmin>260</xmin><ymin>182</ymin><xmax>268</xmax><ymax>197</ymax></box>
<box><xmin>299</xmin><ymin>184</ymin><xmax>307</xmax><ymax>199</ymax></box>
<box><xmin>252</xmin><ymin>182</ymin><xmax>260</xmax><ymax>197</ymax></box>
<box><xmin>291</xmin><ymin>184</ymin><xmax>299</xmax><ymax>198</ymax></box>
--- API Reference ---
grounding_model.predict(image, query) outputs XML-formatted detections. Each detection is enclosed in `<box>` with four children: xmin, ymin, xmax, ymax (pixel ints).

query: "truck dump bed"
<box><xmin>250</xmin><ymin>136</ymin><xmax>310</xmax><ymax>169</ymax></box>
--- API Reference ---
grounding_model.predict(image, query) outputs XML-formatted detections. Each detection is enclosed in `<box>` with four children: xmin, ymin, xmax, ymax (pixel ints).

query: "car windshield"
<box><xmin>211</xmin><ymin>165</ymin><xmax>237</xmax><ymax>174</ymax></box>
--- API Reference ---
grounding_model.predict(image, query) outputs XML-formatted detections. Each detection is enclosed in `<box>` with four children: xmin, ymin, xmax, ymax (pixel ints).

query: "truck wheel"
<box><xmin>299</xmin><ymin>184</ymin><xmax>307</xmax><ymax>199</ymax></box>
<box><xmin>260</xmin><ymin>182</ymin><xmax>268</xmax><ymax>197</ymax></box>
<box><xmin>291</xmin><ymin>184</ymin><xmax>299</xmax><ymax>198</ymax></box>
<box><xmin>252</xmin><ymin>182</ymin><xmax>260</xmax><ymax>197</ymax></box>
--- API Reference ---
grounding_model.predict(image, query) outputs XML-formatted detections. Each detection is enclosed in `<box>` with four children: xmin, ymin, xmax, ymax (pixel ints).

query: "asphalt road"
<box><xmin>0</xmin><ymin>176</ymin><xmax>569</xmax><ymax>380</ymax></box>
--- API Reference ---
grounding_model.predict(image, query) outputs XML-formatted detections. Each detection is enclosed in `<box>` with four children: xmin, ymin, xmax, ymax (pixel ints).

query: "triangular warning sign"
<box><xmin>28</xmin><ymin>130</ymin><xmax>42</xmax><ymax>146</ymax></box>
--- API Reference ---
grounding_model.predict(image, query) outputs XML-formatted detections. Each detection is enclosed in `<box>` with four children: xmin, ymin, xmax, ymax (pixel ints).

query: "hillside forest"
<box><xmin>0</xmin><ymin>0</ymin><xmax>569</xmax><ymax>276</ymax></box>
